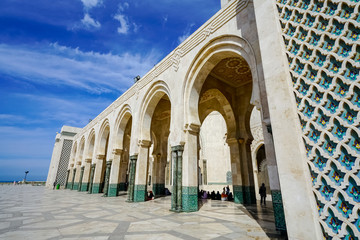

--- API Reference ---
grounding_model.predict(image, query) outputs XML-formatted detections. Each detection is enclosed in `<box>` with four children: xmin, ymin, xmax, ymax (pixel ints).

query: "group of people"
<box><xmin>147</xmin><ymin>183</ymin><xmax>267</xmax><ymax>205</ymax></box>
<box><xmin>199</xmin><ymin>185</ymin><xmax>233</xmax><ymax>201</ymax></box>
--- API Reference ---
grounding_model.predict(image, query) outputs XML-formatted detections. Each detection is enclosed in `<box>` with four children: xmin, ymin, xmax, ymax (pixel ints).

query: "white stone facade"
<box><xmin>46</xmin><ymin>0</ymin><xmax>360</xmax><ymax>238</ymax></box>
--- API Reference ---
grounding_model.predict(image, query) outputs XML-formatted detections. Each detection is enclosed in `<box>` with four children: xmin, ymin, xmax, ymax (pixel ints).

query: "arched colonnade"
<box><xmin>66</xmin><ymin>35</ymin><xmax>280</xmax><ymax>214</ymax></box>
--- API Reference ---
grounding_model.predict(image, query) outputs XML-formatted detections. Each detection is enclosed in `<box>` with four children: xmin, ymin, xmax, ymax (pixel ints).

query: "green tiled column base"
<box><xmin>250</xmin><ymin>187</ymin><xmax>256</xmax><ymax>204</ymax></box>
<box><xmin>233</xmin><ymin>185</ymin><xmax>244</xmax><ymax>204</ymax></box>
<box><xmin>134</xmin><ymin>185</ymin><xmax>146</xmax><ymax>202</ymax></box>
<box><xmin>182</xmin><ymin>186</ymin><xmax>198</xmax><ymax>212</ymax></box>
<box><xmin>153</xmin><ymin>183</ymin><xmax>165</xmax><ymax>196</ymax></box>
<box><xmin>243</xmin><ymin>186</ymin><xmax>256</xmax><ymax>204</ymax></box>
<box><xmin>92</xmin><ymin>183</ymin><xmax>101</xmax><ymax>194</ymax></box>
<box><xmin>80</xmin><ymin>182</ymin><xmax>88</xmax><ymax>192</ymax></box>
<box><xmin>72</xmin><ymin>182</ymin><xmax>79</xmax><ymax>190</ymax></box>
<box><xmin>271</xmin><ymin>190</ymin><xmax>287</xmax><ymax>231</ymax></box>
<box><xmin>108</xmin><ymin>184</ymin><xmax>119</xmax><ymax>197</ymax></box>
<box><xmin>119</xmin><ymin>182</ymin><xmax>126</xmax><ymax>191</ymax></box>
<box><xmin>66</xmin><ymin>183</ymin><xmax>71</xmax><ymax>189</ymax></box>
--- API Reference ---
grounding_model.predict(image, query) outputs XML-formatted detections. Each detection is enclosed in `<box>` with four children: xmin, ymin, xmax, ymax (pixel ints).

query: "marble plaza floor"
<box><xmin>0</xmin><ymin>185</ymin><xmax>287</xmax><ymax>240</ymax></box>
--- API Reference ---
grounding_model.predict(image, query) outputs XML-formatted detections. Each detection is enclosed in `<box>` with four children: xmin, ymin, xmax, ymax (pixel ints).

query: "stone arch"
<box><xmin>139</xmin><ymin>80</ymin><xmax>172</xmax><ymax>142</ymax></box>
<box><xmin>85</xmin><ymin>129</ymin><xmax>96</xmax><ymax>160</ymax></box>
<box><xmin>97</xmin><ymin>119</ymin><xmax>111</xmax><ymax>155</ymax></box>
<box><xmin>113</xmin><ymin>104</ymin><xmax>132</xmax><ymax>150</ymax></box>
<box><xmin>77</xmin><ymin>136</ymin><xmax>85</xmax><ymax>164</ymax></box>
<box><xmin>183</xmin><ymin>35</ymin><xmax>260</xmax><ymax>127</ymax></box>
<box><xmin>198</xmin><ymin>88</ymin><xmax>236</xmax><ymax>139</ymax></box>
<box><xmin>70</xmin><ymin>141</ymin><xmax>78</xmax><ymax>164</ymax></box>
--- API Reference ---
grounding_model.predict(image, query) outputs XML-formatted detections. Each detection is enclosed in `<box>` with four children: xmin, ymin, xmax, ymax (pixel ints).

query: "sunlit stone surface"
<box><xmin>0</xmin><ymin>185</ymin><xmax>285</xmax><ymax>239</ymax></box>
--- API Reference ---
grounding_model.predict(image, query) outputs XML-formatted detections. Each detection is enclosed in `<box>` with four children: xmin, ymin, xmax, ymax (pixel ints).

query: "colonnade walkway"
<box><xmin>0</xmin><ymin>185</ymin><xmax>286</xmax><ymax>239</ymax></box>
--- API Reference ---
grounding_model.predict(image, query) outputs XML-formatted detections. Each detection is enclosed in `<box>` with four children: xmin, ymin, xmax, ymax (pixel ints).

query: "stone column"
<box><xmin>108</xmin><ymin>149</ymin><xmax>122</xmax><ymax>197</ymax></box>
<box><xmin>65</xmin><ymin>169</ymin><xmax>70</xmax><ymax>189</ymax></box>
<box><xmin>73</xmin><ymin>161</ymin><xmax>81</xmax><ymax>190</ymax></box>
<box><xmin>80</xmin><ymin>159</ymin><xmax>91</xmax><ymax>191</ymax></box>
<box><xmin>127</xmin><ymin>155</ymin><xmax>137</xmax><ymax>202</ymax></box>
<box><xmin>153</xmin><ymin>154</ymin><xmax>165</xmax><ymax>196</ymax></box>
<box><xmin>182</xmin><ymin>123</ymin><xmax>199</xmax><ymax>212</ymax></box>
<box><xmin>119</xmin><ymin>156</ymin><xmax>128</xmax><ymax>191</ymax></box>
<box><xmin>92</xmin><ymin>154</ymin><xmax>105</xmax><ymax>194</ymax></box>
<box><xmin>88</xmin><ymin>163</ymin><xmax>96</xmax><ymax>194</ymax></box>
<box><xmin>78</xmin><ymin>166</ymin><xmax>85</xmax><ymax>192</ymax></box>
<box><xmin>244</xmin><ymin>140</ymin><xmax>257</xmax><ymax>204</ymax></box>
<box><xmin>227</xmin><ymin>138</ymin><xmax>244</xmax><ymax>203</ymax></box>
<box><xmin>71</xmin><ymin>168</ymin><xmax>76</xmax><ymax>190</ymax></box>
<box><xmin>262</xmin><ymin>120</ymin><xmax>286</xmax><ymax>231</ymax></box>
<box><xmin>133</xmin><ymin>140</ymin><xmax>151</xmax><ymax>202</ymax></box>
<box><xmin>102</xmin><ymin>160</ymin><xmax>112</xmax><ymax>197</ymax></box>
<box><xmin>253</xmin><ymin>0</ymin><xmax>322</xmax><ymax>237</ymax></box>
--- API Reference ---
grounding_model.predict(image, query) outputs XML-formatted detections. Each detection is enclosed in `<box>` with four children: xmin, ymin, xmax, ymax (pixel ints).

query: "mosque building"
<box><xmin>46</xmin><ymin>0</ymin><xmax>360</xmax><ymax>238</ymax></box>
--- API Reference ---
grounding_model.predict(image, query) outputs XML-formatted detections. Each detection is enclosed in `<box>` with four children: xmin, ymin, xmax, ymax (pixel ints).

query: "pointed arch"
<box><xmin>77</xmin><ymin>136</ymin><xmax>86</xmax><ymax>164</ymax></box>
<box><xmin>183</xmin><ymin>35</ymin><xmax>260</xmax><ymax>127</ymax></box>
<box><xmin>85</xmin><ymin>128</ymin><xmax>96</xmax><ymax>160</ymax></box>
<box><xmin>97</xmin><ymin>119</ymin><xmax>110</xmax><ymax>155</ymax></box>
<box><xmin>139</xmin><ymin>80</ymin><xmax>172</xmax><ymax>141</ymax></box>
<box><xmin>198</xmin><ymin>88</ymin><xmax>237</xmax><ymax>139</ymax></box>
<box><xmin>70</xmin><ymin>141</ymin><xmax>78</xmax><ymax>164</ymax></box>
<box><xmin>113</xmin><ymin>104</ymin><xmax>132</xmax><ymax>150</ymax></box>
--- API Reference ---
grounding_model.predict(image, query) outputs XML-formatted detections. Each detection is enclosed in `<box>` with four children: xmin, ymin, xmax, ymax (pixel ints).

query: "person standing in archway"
<box><xmin>259</xmin><ymin>183</ymin><xmax>266</xmax><ymax>206</ymax></box>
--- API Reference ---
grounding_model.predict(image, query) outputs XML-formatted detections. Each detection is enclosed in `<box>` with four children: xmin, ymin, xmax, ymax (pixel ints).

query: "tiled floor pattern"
<box><xmin>0</xmin><ymin>185</ymin><xmax>287</xmax><ymax>239</ymax></box>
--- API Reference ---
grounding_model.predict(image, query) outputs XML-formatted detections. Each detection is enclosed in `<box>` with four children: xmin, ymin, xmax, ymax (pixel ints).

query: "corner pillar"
<box><xmin>227</xmin><ymin>138</ymin><xmax>244</xmax><ymax>204</ymax></box>
<box><xmin>181</xmin><ymin>123</ymin><xmax>200</xmax><ymax>212</ymax></box>
<box><xmin>153</xmin><ymin>153</ymin><xmax>165</xmax><ymax>196</ymax></box>
<box><xmin>133</xmin><ymin>140</ymin><xmax>151</xmax><ymax>202</ymax></box>
<box><xmin>73</xmin><ymin>161</ymin><xmax>81</xmax><ymax>191</ymax></box>
<box><xmin>80</xmin><ymin>159</ymin><xmax>91</xmax><ymax>191</ymax></box>
<box><xmin>92</xmin><ymin>154</ymin><xmax>105</xmax><ymax>194</ymax></box>
<box><xmin>78</xmin><ymin>166</ymin><xmax>85</xmax><ymax>192</ymax></box>
<box><xmin>108</xmin><ymin>149</ymin><xmax>123</xmax><ymax>197</ymax></box>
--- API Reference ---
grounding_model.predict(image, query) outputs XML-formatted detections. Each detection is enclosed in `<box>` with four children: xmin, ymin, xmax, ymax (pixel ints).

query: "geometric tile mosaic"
<box><xmin>56</xmin><ymin>139</ymin><xmax>73</xmax><ymax>186</ymax></box>
<box><xmin>276</xmin><ymin>0</ymin><xmax>360</xmax><ymax>238</ymax></box>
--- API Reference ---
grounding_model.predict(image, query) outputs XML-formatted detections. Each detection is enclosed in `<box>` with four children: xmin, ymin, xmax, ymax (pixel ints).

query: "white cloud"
<box><xmin>178</xmin><ymin>23</ymin><xmax>195</xmax><ymax>44</ymax></box>
<box><xmin>118</xmin><ymin>2</ymin><xmax>129</xmax><ymax>12</ymax></box>
<box><xmin>81</xmin><ymin>0</ymin><xmax>102</xmax><ymax>10</ymax></box>
<box><xmin>81</xmin><ymin>13</ymin><xmax>101</xmax><ymax>29</ymax></box>
<box><xmin>114</xmin><ymin>14</ymin><xmax>129</xmax><ymax>34</ymax></box>
<box><xmin>0</xmin><ymin>43</ymin><xmax>160</xmax><ymax>94</ymax></box>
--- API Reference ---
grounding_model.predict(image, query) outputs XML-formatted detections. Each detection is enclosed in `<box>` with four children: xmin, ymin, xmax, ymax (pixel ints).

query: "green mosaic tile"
<box><xmin>243</xmin><ymin>186</ymin><xmax>252</xmax><ymax>204</ymax></box>
<box><xmin>119</xmin><ymin>182</ymin><xmax>126</xmax><ymax>191</ymax></box>
<box><xmin>72</xmin><ymin>182</ymin><xmax>79</xmax><ymax>191</ymax></box>
<box><xmin>182</xmin><ymin>186</ymin><xmax>198</xmax><ymax>212</ymax></box>
<box><xmin>134</xmin><ymin>184</ymin><xmax>146</xmax><ymax>202</ymax></box>
<box><xmin>108</xmin><ymin>183</ymin><xmax>118</xmax><ymax>197</ymax></box>
<box><xmin>92</xmin><ymin>183</ymin><xmax>101</xmax><ymax>194</ymax></box>
<box><xmin>152</xmin><ymin>183</ymin><xmax>165</xmax><ymax>196</ymax></box>
<box><xmin>271</xmin><ymin>190</ymin><xmax>286</xmax><ymax>231</ymax></box>
<box><xmin>233</xmin><ymin>185</ymin><xmax>244</xmax><ymax>204</ymax></box>
<box><xmin>243</xmin><ymin>186</ymin><xmax>256</xmax><ymax>204</ymax></box>
<box><xmin>80</xmin><ymin>182</ymin><xmax>88</xmax><ymax>192</ymax></box>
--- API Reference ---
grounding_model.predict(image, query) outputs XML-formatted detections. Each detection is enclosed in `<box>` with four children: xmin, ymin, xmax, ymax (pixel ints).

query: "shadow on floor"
<box><xmin>198</xmin><ymin>198</ymin><xmax>288</xmax><ymax>240</ymax></box>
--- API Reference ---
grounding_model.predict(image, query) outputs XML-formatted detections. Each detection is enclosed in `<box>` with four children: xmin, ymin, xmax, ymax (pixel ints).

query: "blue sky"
<box><xmin>0</xmin><ymin>0</ymin><xmax>221</xmax><ymax>181</ymax></box>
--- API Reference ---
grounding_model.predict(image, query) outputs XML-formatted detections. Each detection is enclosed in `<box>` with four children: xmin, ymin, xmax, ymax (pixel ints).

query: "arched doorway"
<box><xmin>92</xmin><ymin>121</ymin><xmax>110</xmax><ymax>194</ymax></box>
<box><xmin>199</xmin><ymin>111</ymin><xmax>232</xmax><ymax>194</ymax></box>
<box><xmin>129</xmin><ymin>81</ymin><xmax>172</xmax><ymax>203</ymax></box>
<box><xmin>85</xmin><ymin>130</ymin><xmax>96</xmax><ymax>193</ymax></box>
<box><xmin>108</xmin><ymin>107</ymin><xmax>132</xmax><ymax>197</ymax></box>
<box><xmin>182</xmin><ymin>36</ymin><xmax>266</xmax><ymax>212</ymax></box>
